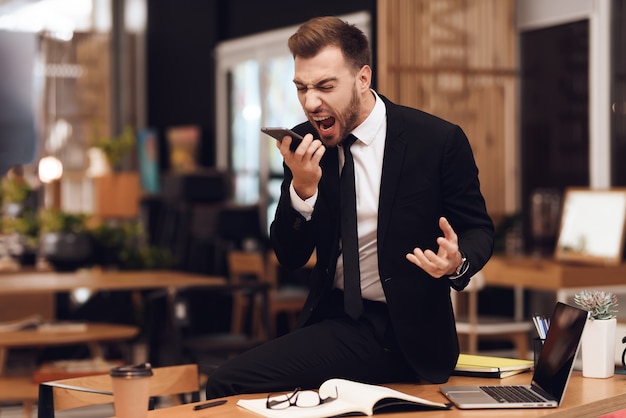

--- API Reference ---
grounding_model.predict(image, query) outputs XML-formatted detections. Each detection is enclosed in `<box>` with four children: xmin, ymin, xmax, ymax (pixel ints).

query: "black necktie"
<box><xmin>340</xmin><ymin>134</ymin><xmax>363</xmax><ymax>319</ymax></box>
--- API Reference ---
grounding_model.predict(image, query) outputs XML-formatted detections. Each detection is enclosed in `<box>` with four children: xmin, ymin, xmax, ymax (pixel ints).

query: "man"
<box><xmin>205</xmin><ymin>16</ymin><xmax>494</xmax><ymax>399</ymax></box>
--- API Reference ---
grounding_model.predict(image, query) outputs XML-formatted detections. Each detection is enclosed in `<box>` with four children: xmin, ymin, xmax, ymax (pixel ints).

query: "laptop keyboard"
<box><xmin>480</xmin><ymin>386</ymin><xmax>546</xmax><ymax>403</ymax></box>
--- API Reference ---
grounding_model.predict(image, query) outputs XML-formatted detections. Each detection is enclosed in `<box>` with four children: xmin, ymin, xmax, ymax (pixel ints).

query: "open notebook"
<box><xmin>440</xmin><ymin>302</ymin><xmax>588</xmax><ymax>409</ymax></box>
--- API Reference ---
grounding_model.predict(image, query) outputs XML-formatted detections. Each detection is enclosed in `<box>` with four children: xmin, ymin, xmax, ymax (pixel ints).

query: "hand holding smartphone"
<box><xmin>261</xmin><ymin>127</ymin><xmax>303</xmax><ymax>152</ymax></box>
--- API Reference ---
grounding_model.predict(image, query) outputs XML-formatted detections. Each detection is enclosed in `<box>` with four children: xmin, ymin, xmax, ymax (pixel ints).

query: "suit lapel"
<box><xmin>378</xmin><ymin>98</ymin><xmax>407</xmax><ymax>252</ymax></box>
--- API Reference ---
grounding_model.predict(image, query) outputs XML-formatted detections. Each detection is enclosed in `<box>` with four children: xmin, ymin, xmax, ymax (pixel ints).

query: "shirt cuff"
<box><xmin>289</xmin><ymin>181</ymin><xmax>317</xmax><ymax>221</ymax></box>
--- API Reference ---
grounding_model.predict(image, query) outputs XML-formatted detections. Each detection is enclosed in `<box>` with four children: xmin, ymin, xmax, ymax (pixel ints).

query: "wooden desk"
<box><xmin>123</xmin><ymin>372</ymin><xmax>626</xmax><ymax>418</ymax></box>
<box><xmin>481</xmin><ymin>256</ymin><xmax>626</xmax><ymax>320</ymax></box>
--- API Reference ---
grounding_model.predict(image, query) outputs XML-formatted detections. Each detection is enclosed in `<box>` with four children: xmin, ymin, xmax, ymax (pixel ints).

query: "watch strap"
<box><xmin>449</xmin><ymin>252</ymin><xmax>469</xmax><ymax>280</ymax></box>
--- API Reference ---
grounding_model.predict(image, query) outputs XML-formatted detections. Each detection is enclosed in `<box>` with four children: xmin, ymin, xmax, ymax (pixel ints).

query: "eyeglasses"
<box><xmin>266</xmin><ymin>386</ymin><xmax>338</xmax><ymax>410</ymax></box>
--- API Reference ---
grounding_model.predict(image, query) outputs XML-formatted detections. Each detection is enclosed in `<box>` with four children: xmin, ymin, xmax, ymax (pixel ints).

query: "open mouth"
<box><xmin>314</xmin><ymin>116</ymin><xmax>336</xmax><ymax>133</ymax></box>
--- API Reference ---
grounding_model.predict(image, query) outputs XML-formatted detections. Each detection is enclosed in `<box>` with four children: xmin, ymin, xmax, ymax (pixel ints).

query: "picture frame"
<box><xmin>555</xmin><ymin>188</ymin><xmax>626</xmax><ymax>266</ymax></box>
<box><xmin>166</xmin><ymin>125</ymin><xmax>200</xmax><ymax>174</ymax></box>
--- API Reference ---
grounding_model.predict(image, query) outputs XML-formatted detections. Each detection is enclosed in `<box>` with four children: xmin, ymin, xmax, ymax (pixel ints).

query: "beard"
<box><xmin>338</xmin><ymin>86</ymin><xmax>361</xmax><ymax>145</ymax></box>
<box><xmin>310</xmin><ymin>84</ymin><xmax>362</xmax><ymax>147</ymax></box>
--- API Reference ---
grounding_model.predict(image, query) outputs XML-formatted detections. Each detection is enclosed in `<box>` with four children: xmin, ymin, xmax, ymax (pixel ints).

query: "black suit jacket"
<box><xmin>270</xmin><ymin>94</ymin><xmax>494</xmax><ymax>384</ymax></box>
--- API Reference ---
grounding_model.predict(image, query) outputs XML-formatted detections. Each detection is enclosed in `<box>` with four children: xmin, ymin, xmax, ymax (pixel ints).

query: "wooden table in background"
<box><xmin>0</xmin><ymin>270</ymin><xmax>226</xmax><ymax>417</ymax></box>
<box><xmin>0</xmin><ymin>323</ymin><xmax>138</xmax><ymax>375</ymax></box>
<box><xmin>0</xmin><ymin>269</ymin><xmax>226</xmax><ymax>295</ymax></box>
<box><xmin>117</xmin><ymin>371</ymin><xmax>626</xmax><ymax>418</ymax></box>
<box><xmin>0</xmin><ymin>269</ymin><xmax>227</xmax><ymax>368</ymax></box>
<box><xmin>481</xmin><ymin>256</ymin><xmax>626</xmax><ymax>320</ymax></box>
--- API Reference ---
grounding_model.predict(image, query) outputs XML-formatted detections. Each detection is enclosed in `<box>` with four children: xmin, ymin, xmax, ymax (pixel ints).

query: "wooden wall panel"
<box><xmin>377</xmin><ymin>0</ymin><xmax>518</xmax><ymax>219</ymax></box>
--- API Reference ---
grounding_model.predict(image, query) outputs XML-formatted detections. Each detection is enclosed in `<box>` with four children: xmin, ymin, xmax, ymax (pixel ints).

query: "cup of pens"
<box><xmin>532</xmin><ymin>315</ymin><xmax>550</xmax><ymax>366</ymax></box>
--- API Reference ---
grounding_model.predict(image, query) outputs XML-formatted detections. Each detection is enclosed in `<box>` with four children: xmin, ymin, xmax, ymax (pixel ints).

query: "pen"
<box><xmin>532</xmin><ymin>315</ymin><xmax>549</xmax><ymax>339</ymax></box>
<box><xmin>532</xmin><ymin>316</ymin><xmax>542</xmax><ymax>339</ymax></box>
<box><xmin>193</xmin><ymin>399</ymin><xmax>227</xmax><ymax>410</ymax></box>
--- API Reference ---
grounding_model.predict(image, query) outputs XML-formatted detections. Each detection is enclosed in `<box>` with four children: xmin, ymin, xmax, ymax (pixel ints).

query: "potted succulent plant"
<box><xmin>574</xmin><ymin>290</ymin><xmax>618</xmax><ymax>378</ymax></box>
<box><xmin>574</xmin><ymin>290</ymin><xmax>618</xmax><ymax>320</ymax></box>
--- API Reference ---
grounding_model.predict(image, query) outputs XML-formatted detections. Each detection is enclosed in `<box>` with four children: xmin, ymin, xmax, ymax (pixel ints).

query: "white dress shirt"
<box><xmin>290</xmin><ymin>90</ymin><xmax>388</xmax><ymax>302</ymax></box>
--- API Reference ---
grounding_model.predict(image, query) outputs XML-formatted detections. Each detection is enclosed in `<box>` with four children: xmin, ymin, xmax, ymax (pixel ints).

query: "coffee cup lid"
<box><xmin>110</xmin><ymin>362</ymin><xmax>153</xmax><ymax>378</ymax></box>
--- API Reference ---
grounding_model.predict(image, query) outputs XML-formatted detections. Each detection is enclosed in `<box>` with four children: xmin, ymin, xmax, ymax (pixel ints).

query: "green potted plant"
<box><xmin>574</xmin><ymin>290</ymin><xmax>618</xmax><ymax>320</ymax></box>
<box><xmin>1</xmin><ymin>175</ymin><xmax>33</xmax><ymax>216</ymax></box>
<box><xmin>91</xmin><ymin>220</ymin><xmax>176</xmax><ymax>270</ymax></box>
<box><xmin>90</xmin><ymin>125</ymin><xmax>136</xmax><ymax>172</ymax></box>
<box><xmin>38</xmin><ymin>209</ymin><xmax>93</xmax><ymax>271</ymax></box>
<box><xmin>1</xmin><ymin>210</ymin><xmax>39</xmax><ymax>265</ymax></box>
<box><xmin>91</xmin><ymin>221</ymin><xmax>132</xmax><ymax>268</ymax></box>
<box><xmin>574</xmin><ymin>290</ymin><xmax>618</xmax><ymax>378</ymax></box>
<box><xmin>122</xmin><ymin>245</ymin><xmax>177</xmax><ymax>270</ymax></box>
<box><xmin>0</xmin><ymin>174</ymin><xmax>39</xmax><ymax>265</ymax></box>
<box><xmin>88</xmin><ymin>125</ymin><xmax>141</xmax><ymax>219</ymax></box>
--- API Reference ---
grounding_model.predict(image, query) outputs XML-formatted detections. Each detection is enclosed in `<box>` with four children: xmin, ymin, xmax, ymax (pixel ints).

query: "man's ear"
<box><xmin>357</xmin><ymin>65</ymin><xmax>372</xmax><ymax>93</ymax></box>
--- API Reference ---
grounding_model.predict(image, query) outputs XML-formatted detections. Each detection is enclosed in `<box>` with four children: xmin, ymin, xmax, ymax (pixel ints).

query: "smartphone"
<box><xmin>261</xmin><ymin>127</ymin><xmax>303</xmax><ymax>151</ymax></box>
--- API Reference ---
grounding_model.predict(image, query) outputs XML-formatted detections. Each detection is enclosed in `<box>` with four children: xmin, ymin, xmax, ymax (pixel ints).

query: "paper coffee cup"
<box><xmin>110</xmin><ymin>363</ymin><xmax>153</xmax><ymax>418</ymax></box>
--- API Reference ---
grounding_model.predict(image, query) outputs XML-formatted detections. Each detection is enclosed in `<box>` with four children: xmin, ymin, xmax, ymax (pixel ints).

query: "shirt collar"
<box><xmin>351</xmin><ymin>89</ymin><xmax>386</xmax><ymax>146</ymax></box>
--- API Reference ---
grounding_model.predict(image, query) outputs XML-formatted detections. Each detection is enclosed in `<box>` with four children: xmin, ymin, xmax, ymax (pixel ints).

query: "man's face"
<box><xmin>293</xmin><ymin>46</ymin><xmax>370</xmax><ymax>147</ymax></box>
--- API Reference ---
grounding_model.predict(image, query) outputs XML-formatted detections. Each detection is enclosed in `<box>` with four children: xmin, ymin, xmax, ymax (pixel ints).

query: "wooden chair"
<box><xmin>176</xmin><ymin>249</ymin><xmax>304</xmax><ymax>372</ymax></box>
<box><xmin>177</xmin><ymin>279</ymin><xmax>271</xmax><ymax>372</ymax></box>
<box><xmin>37</xmin><ymin>363</ymin><xmax>200</xmax><ymax>418</ymax></box>
<box><xmin>0</xmin><ymin>376</ymin><xmax>38</xmax><ymax>418</ymax></box>
<box><xmin>228</xmin><ymin>250</ymin><xmax>308</xmax><ymax>339</ymax></box>
<box><xmin>0</xmin><ymin>293</ymin><xmax>139</xmax><ymax>418</ymax></box>
<box><xmin>452</xmin><ymin>271</ymin><xmax>533</xmax><ymax>359</ymax></box>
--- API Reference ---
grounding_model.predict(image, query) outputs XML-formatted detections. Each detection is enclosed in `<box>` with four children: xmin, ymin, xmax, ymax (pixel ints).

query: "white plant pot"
<box><xmin>581</xmin><ymin>317</ymin><xmax>616</xmax><ymax>378</ymax></box>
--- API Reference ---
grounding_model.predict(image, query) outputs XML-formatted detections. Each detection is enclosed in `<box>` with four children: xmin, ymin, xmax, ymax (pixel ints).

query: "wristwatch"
<box><xmin>450</xmin><ymin>252</ymin><xmax>469</xmax><ymax>279</ymax></box>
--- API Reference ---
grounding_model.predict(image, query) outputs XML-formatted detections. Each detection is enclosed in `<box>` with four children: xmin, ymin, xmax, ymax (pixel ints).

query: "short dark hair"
<box><xmin>288</xmin><ymin>16</ymin><xmax>371</xmax><ymax>72</ymax></box>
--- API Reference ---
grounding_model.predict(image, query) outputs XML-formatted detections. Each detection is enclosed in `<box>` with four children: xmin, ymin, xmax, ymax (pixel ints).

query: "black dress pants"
<box><xmin>205</xmin><ymin>289</ymin><xmax>418</xmax><ymax>399</ymax></box>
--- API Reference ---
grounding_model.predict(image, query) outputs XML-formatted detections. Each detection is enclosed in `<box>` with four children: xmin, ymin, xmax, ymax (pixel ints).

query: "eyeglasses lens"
<box><xmin>266</xmin><ymin>386</ymin><xmax>337</xmax><ymax>410</ymax></box>
<box><xmin>294</xmin><ymin>391</ymin><xmax>321</xmax><ymax>407</ymax></box>
<box><xmin>267</xmin><ymin>391</ymin><xmax>297</xmax><ymax>410</ymax></box>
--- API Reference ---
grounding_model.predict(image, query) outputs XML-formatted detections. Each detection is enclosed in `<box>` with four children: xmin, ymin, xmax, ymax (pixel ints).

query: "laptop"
<box><xmin>440</xmin><ymin>301</ymin><xmax>588</xmax><ymax>409</ymax></box>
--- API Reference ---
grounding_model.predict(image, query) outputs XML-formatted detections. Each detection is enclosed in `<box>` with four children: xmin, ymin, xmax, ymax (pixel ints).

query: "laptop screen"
<box><xmin>531</xmin><ymin>302</ymin><xmax>588</xmax><ymax>401</ymax></box>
